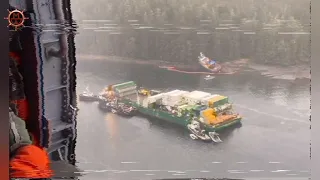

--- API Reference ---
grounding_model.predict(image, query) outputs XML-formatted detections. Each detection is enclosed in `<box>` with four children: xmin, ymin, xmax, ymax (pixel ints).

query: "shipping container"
<box><xmin>162</xmin><ymin>90</ymin><xmax>183</xmax><ymax>105</ymax></box>
<box><xmin>164</xmin><ymin>89</ymin><xmax>181</xmax><ymax>96</ymax></box>
<box><xmin>208</xmin><ymin>95</ymin><xmax>229</xmax><ymax>108</ymax></box>
<box><xmin>118</xmin><ymin>91</ymin><xmax>137</xmax><ymax>97</ymax></box>
<box><xmin>115</xmin><ymin>86</ymin><xmax>137</xmax><ymax>93</ymax></box>
<box><xmin>183</xmin><ymin>91</ymin><xmax>211</xmax><ymax>105</ymax></box>
<box><xmin>147</xmin><ymin>93</ymin><xmax>165</xmax><ymax>103</ymax></box>
<box><xmin>164</xmin><ymin>90</ymin><xmax>189</xmax><ymax>106</ymax></box>
<box><xmin>113</xmin><ymin>81</ymin><xmax>137</xmax><ymax>90</ymax></box>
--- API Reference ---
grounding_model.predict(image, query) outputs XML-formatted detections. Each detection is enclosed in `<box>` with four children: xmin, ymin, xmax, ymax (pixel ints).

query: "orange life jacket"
<box><xmin>10</xmin><ymin>145</ymin><xmax>53</xmax><ymax>178</ymax></box>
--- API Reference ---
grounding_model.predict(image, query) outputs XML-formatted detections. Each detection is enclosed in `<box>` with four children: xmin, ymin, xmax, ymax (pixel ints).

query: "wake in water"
<box><xmin>204</xmin><ymin>75</ymin><xmax>215</xmax><ymax>80</ymax></box>
<box><xmin>78</xmin><ymin>54</ymin><xmax>252</xmax><ymax>75</ymax></box>
<box><xmin>77</xmin><ymin>54</ymin><xmax>309</xmax><ymax>80</ymax></box>
<box><xmin>248</xmin><ymin>63</ymin><xmax>310</xmax><ymax>80</ymax></box>
<box><xmin>159</xmin><ymin>58</ymin><xmax>249</xmax><ymax>75</ymax></box>
<box><xmin>233</xmin><ymin>103</ymin><xmax>308</xmax><ymax>124</ymax></box>
<box><xmin>158</xmin><ymin>66</ymin><xmax>235</xmax><ymax>75</ymax></box>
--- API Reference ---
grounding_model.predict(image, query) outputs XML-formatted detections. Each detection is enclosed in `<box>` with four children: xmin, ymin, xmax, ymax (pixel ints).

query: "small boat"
<box><xmin>117</xmin><ymin>103</ymin><xmax>137</xmax><ymax>116</ymax></box>
<box><xmin>187</xmin><ymin>120</ymin><xmax>211</xmax><ymax>141</ymax></box>
<box><xmin>79</xmin><ymin>87</ymin><xmax>100</xmax><ymax>101</ymax></box>
<box><xmin>208</xmin><ymin>132</ymin><xmax>222</xmax><ymax>143</ymax></box>
<box><xmin>204</xmin><ymin>75</ymin><xmax>215</xmax><ymax>80</ymax></box>
<box><xmin>98</xmin><ymin>98</ymin><xmax>116</xmax><ymax>111</ymax></box>
<box><xmin>198</xmin><ymin>52</ymin><xmax>222</xmax><ymax>73</ymax></box>
<box><xmin>98</xmin><ymin>99</ymin><xmax>137</xmax><ymax>116</ymax></box>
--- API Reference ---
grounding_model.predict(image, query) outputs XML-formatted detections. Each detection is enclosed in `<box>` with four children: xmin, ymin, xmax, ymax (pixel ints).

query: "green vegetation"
<box><xmin>73</xmin><ymin>0</ymin><xmax>310</xmax><ymax>66</ymax></box>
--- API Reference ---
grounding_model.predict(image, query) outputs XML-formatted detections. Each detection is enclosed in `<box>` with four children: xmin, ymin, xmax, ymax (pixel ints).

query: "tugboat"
<box><xmin>79</xmin><ymin>87</ymin><xmax>100</xmax><ymax>102</ymax></box>
<box><xmin>198</xmin><ymin>52</ymin><xmax>222</xmax><ymax>73</ymax></box>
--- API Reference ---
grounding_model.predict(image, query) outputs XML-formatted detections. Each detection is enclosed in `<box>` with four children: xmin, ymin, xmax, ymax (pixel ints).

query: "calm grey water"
<box><xmin>74</xmin><ymin>59</ymin><xmax>310</xmax><ymax>180</ymax></box>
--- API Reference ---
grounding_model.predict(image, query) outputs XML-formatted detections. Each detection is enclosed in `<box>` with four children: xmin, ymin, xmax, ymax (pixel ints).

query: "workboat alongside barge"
<box><xmin>98</xmin><ymin>98</ymin><xmax>137</xmax><ymax>116</ymax></box>
<box><xmin>101</xmin><ymin>81</ymin><xmax>242</xmax><ymax>142</ymax></box>
<box><xmin>79</xmin><ymin>87</ymin><xmax>101</xmax><ymax>102</ymax></box>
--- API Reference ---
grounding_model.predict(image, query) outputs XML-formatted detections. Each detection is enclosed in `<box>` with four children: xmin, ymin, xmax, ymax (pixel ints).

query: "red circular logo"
<box><xmin>5</xmin><ymin>9</ymin><xmax>28</xmax><ymax>31</ymax></box>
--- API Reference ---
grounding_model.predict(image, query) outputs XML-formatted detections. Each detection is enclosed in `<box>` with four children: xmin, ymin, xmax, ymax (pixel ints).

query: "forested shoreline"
<box><xmin>72</xmin><ymin>0</ymin><xmax>310</xmax><ymax>66</ymax></box>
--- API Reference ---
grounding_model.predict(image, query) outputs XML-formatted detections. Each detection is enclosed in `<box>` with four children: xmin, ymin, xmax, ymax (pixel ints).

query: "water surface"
<box><xmin>75</xmin><ymin>60</ymin><xmax>310</xmax><ymax>180</ymax></box>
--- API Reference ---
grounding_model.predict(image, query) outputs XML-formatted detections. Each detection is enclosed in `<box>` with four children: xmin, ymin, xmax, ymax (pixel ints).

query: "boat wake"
<box><xmin>77</xmin><ymin>54</ymin><xmax>247</xmax><ymax>75</ymax></box>
<box><xmin>159</xmin><ymin>66</ymin><xmax>235</xmax><ymax>75</ymax></box>
<box><xmin>248</xmin><ymin>63</ymin><xmax>310</xmax><ymax>80</ymax></box>
<box><xmin>233</xmin><ymin>103</ymin><xmax>308</xmax><ymax>124</ymax></box>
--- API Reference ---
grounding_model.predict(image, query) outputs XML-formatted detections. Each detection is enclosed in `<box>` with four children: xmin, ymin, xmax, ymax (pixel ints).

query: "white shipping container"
<box><xmin>162</xmin><ymin>90</ymin><xmax>181</xmax><ymax>105</ymax></box>
<box><xmin>185</xmin><ymin>99</ymin><xmax>199</xmax><ymax>105</ymax></box>
<box><xmin>187</xmin><ymin>91</ymin><xmax>211</xmax><ymax>99</ymax></box>
<box><xmin>202</xmin><ymin>94</ymin><xmax>219</xmax><ymax>101</ymax></box>
<box><xmin>171</xmin><ymin>90</ymin><xmax>189</xmax><ymax>97</ymax></box>
<box><xmin>161</xmin><ymin>99</ymin><xmax>170</xmax><ymax>106</ymax></box>
<box><xmin>166</xmin><ymin>91</ymin><xmax>189</xmax><ymax>106</ymax></box>
<box><xmin>165</xmin><ymin>100</ymin><xmax>182</xmax><ymax>107</ymax></box>
<box><xmin>165</xmin><ymin>90</ymin><xmax>186</xmax><ymax>100</ymax></box>
<box><xmin>142</xmin><ymin>99</ymin><xmax>149</xmax><ymax>107</ymax></box>
<box><xmin>201</xmin><ymin>94</ymin><xmax>219</xmax><ymax>104</ymax></box>
<box><xmin>147</xmin><ymin>93</ymin><xmax>165</xmax><ymax>103</ymax></box>
<box><xmin>164</xmin><ymin>89</ymin><xmax>181</xmax><ymax>96</ymax></box>
<box><xmin>183</xmin><ymin>91</ymin><xmax>211</xmax><ymax>105</ymax></box>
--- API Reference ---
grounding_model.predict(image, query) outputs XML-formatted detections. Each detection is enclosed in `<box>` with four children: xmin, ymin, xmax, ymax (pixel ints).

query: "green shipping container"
<box><xmin>214</xmin><ymin>97</ymin><xmax>229</xmax><ymax>107</ymax></box>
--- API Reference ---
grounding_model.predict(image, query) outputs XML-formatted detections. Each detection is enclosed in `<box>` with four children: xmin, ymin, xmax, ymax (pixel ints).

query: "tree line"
<box><xmin>73</xmin><ymin>0</ymin><xmax>310</xmax><ymax>66</ymax></box>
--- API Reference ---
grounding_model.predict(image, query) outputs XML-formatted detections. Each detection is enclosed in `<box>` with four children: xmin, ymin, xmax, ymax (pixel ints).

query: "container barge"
<box><xmin>101</xmin><ymin>81</ymin><xmax>242</xmax><ymax>142</ymax></box>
